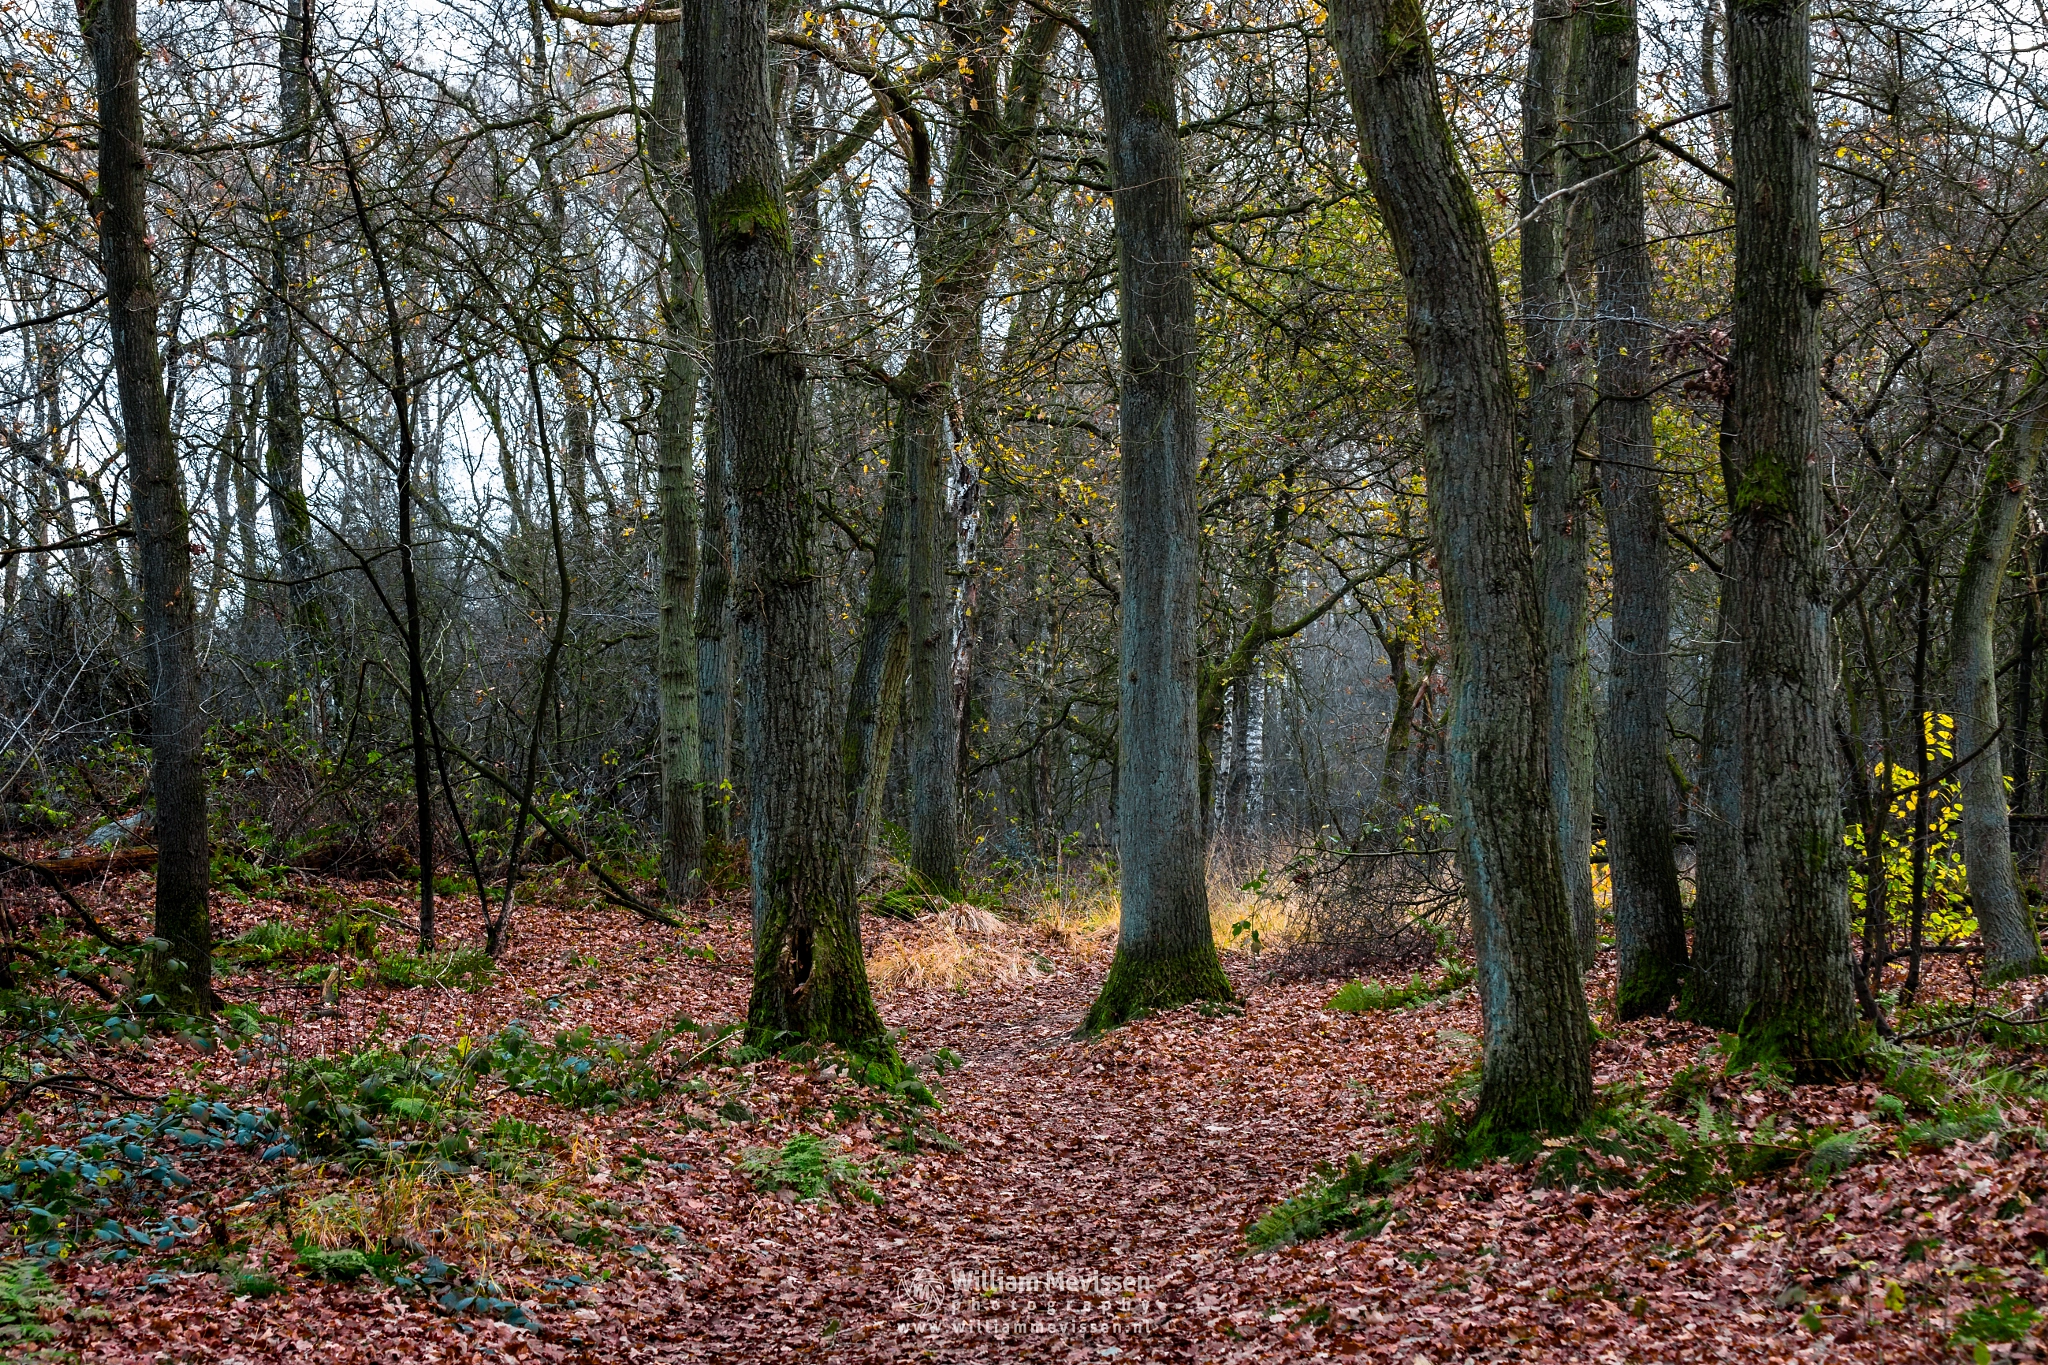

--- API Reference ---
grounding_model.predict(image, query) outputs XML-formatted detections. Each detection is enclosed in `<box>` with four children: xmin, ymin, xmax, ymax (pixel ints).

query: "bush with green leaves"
<box><xmin>477</xmin><ymin>1023</ymin><xmax>667</xmax><ymax>1109</ymax></box>
<box><xmin>286</xmin><ymin>1021</ymin><xmax>674</xmax><ymax>1165</ymax></box>
<box><xmin>1</xmin><ymin>1102</ymin><xmax>289</xmax><ymax>1259</ymax></box>
<box><xmin>1246</xmin><ymin>1152</ymin><xmax>1411</xmax><ymax>1249</ymax></box>
<box><xmin>225</xmin><ymin>920</ymin><xmax>319</xmax><ymax>965</ymax></box>
<box><xmin>741</xmin><ymin>1135</ymin><xmax>880</xmax><ymax>1203</ymax></box>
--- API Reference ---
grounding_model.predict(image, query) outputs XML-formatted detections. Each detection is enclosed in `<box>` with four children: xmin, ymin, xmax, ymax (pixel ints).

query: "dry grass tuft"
<box><xmin>292</xmin><ymin>1156</ymin><xmax>582</xmax><ymax>1280</ymax></box>
<box><xmin>866</xmin><ymin>903</ymin><xmax>1059</xmax><ymax>993</ymax></box>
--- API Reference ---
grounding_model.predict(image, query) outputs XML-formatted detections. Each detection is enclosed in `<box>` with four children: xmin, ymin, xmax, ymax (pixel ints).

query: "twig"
<box><xmin>0</xmin><ymin>1072</ymin><xmax>161</xmax><ymax>1119</ymax></box>
<box><xmin>1893</xmin><ymin>1007</ymin><xmax>2048</xmax><ymax>1041</ymax></box>
<box><xmin>0</xmin><ymin>847</ymin><xmax>139</xmax><ymax>948</ymax></box>
<box><xmin>442</xmin><ymin>746</ymin><xmax>680</xmax><ymax>928</ymax></box>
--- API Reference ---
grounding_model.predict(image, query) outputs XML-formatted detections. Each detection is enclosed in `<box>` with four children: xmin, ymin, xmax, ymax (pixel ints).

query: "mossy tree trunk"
<box><xmin>1690</xmin><ymin>0</ymin><xmax>1858</xmax><ymax>1065</ymax></box>
<box><xmin>681</xmin><ymin>0</ymin><xmax>889</xmax><ymax>1056</ymax></box>
<box><xmin>1328</xmin><ymin>0</ymin><xmax>1593</xmax><ymax>1136</ymax></box>
<box><xmin>1082</xmin><ymin>0</ymin><xmax>1233</xmax><ymax>1032</ymax></box>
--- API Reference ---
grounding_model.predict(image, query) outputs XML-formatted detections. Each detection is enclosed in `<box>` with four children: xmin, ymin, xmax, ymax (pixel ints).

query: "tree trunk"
<box><xmin>1081</xmin><ymin>0</ymin><xmax>1234</xmax><ymax>1032</ymax></box>
<box><xmin>1689</xmin><ymin>0</ymin><xmax>1857</xmax><ymax>1064</ymax></box>
<box><xmin>1952</xmin><ymin>379</ymin><xmax>2048</xmax><ymax>982</ymax></box>
<box><xmin>89</xmin><ymin>0</ymin><xmax>212</xmax><ymax>1010</ymax></box>
<box><xmin>682</xmin><ymin>0</ymin><xmax>888</xmax><ymax>1055</ymax></box>
<box><xmin>263</xmin><ymin>0</ymin><xmax>323</xmax><ymax>664</ymax></box>
<box><xmin>841</xmin><ymin>460</ymin><xmax>910</xmax><ymax>857</ymax></box>
<box><xmin>1587</xmin><ymin>0</ymin><xmax>1687</xmax><ymax>1018</ymax></box>
<box><xmin>1222</xmin><ymin>672</ymin><xmax>1253</xmax><ymax>842</ymax></box>
<box><xmin>1328</xmin><ymin>0</ymin><xmax>1592</xmax><ymax>1137</ymax></box>
<box><xmin>696</xmin><ymin>399</ymin><xmax>734</xmax><ymax>845</ymax></box>
<box><xmin>850</xmin><ymin>8</ymin><xmax>1056</xmax><ymax>890</ymax></box>
<box><xmin>1523</xmin><ymin>0</ymin><xmax>1596</xmax><ymax>970</ymax></box>
<box><xmin>652</xmin><ymin>21</ymin><xmax>705</xmax><ymax>905</ymax></box>
<box><xmin>1378</xmin><ymin>628</ymin><xmax>1416</xmax><ymax>807</ymax></box>
<box><xmin>904</xmin><ymin>350</ymin><xmax>964</xmax><ymax>900</ymax></box>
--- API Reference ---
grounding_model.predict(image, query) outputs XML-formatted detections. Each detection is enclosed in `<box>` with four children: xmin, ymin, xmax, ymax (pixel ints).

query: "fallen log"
<box><xmin>18</xmin><ymin>847</ymin><xmax>158</xmax><ymax>882</ymax></box>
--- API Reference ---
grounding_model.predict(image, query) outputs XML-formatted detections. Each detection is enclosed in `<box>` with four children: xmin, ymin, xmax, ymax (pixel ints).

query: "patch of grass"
<box><xmin>1325</xmin><ymin>959</ymin><xmax>1474</xmax><ymax>1014</ymax></box>
<box><xmin>1246</xmin><ymin>1152</ymin><xmax>1412</xmax><ymax>1249</ymax></box>
<box><xmin>371</xmin><ymin>947</ymin><xmax>494</xmax><ymax>992</ymax></box>
<box><xmin>741</xmin><ymin>1134</ymin><xmax>880</xmax><ymax>1203</ymax></box>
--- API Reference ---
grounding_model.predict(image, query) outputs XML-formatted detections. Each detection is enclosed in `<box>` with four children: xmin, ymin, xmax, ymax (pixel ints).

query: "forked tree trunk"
<box><xmin>1690</xmin><ymin>0</ymin><xmax>1857</xmax><ymax>1064</ymax></box>
<box><xmin>1522</xmin><ymin>0</ymin><xmax>1596</xmax><ymax>970</ymax></box>
<box><xmin>845</xmin><ymin>10</ymin><xmax>1056</xmax><ymax>886</ymax></box>
<box><xmin>1082</xmin><ymin>0</ymin><xmax>1233</xmax><ymax>1032</ymax></box>
<box><xmin>1587</xmin><ymin>0</ymin><xmax>1688</xmax><ymax>1018</ymax></box>
<box><xmin>89</xmin><ymin>0</ymin><xmax>212</xmax><ymax>1010</ymax></box>
<box><xmin>681</xmin><ymin>0</ymin><xmax>888</xmax><ymax>1054</ymax></box>
<box><xmin>651</xmin><ymin>22</ymin><xmax>704</xmax><ymax>905</ymax></box>
<box><xmin>1328</xmin><ymin>0</ymin><xmax>1592</xmax><ymax>1136</ymax></box>
<box><xmin>1952</xmin><ymin>378</ymin><xmax>2048</xmax><ymax>983</ymax></box>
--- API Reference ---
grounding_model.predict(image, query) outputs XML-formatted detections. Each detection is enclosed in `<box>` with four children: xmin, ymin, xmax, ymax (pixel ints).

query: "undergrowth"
<box><xmin>1250</xmin><ymin>1033</ymin><xmax>2048</xmax><ymax>1250</ymax></box>
<box><xmin>1325</xmin><ymin>959</ymin><xmax>1474</xmax><ymax>1014</ymax></box>
<box><xmin>741</xmin><ymin>1134</ymin><xmax>882</xmax><ymax>1204</ymax></box>
<box><xmin>1246</xmin><ymin>1152</ymin><xmax>1412</xmax><ymax>1249</ymax></box>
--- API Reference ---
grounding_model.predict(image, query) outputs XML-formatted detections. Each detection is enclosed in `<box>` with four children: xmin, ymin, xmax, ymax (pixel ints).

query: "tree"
<box><xmin>680</xmin><ymin>0</ymin><xmax>890</xmax><ymax>1054</ymax></box>
<box><xmin>1951</xmin><ymin>374</ymin><xmax>2048</xmax><ymax>983</ymax></box>
<box><xmin>262</xmin><ymin>0</ymin><xmax>324</xmax><ymax>668</ymax></box>
<box><xmin>1081</xmin><ymin>0</ymin><xmax>1234</xmax><ymax>1031</ymax></box>
<box><xmin>1522</xmin><ymin>0</ymin><xmax>1596</xmax><ymax>969</ymax></box>
<box><xmin>1689</xmin><ymin>0</ymin><xmax>1857</xmax><ymax>1063</ymax></box>
<box><xmin>649</xmin><ymin>21</ymin><xmax>705</xmax><ymax>904</ymax></box>
<box><xmin>86</xmin><ymin>0</ymin><xmax>212</xmax><ymax>1010</ymax></box>
<box><xmin>1586</xmin><ymin>0</ymin><xmax>1688</xmax><ymax>1019</ymax></box>
<box><xmin>1328</xmin><ymin>0</ymin><xmax>1593</xmax><ymax>1136</ymax></box>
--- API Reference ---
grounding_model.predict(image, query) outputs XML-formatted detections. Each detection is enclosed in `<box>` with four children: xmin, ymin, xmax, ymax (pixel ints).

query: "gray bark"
<box><xmin>1328</xmin><ymin>0</ymin><xmax>1593</xmax><ymax>1134</ymax></box>
<box><xmin>1952</xmin><ymin>382</ymin><xmax>2048</xmax><ymax>982</ymax></box>
<box><xmin>1689</xmin><ymin>0</ymin><xmax>1857</xmax><ymax>1062</ymax></box>
<box><xmin>1587</xmin><ymin>0</ymin><xmax>1687</xmax><ymax>1017</ymax></box>
<box><xmin>652</xmin><ymin>22</ymin><xmax>705</xmax><ymax>904</ymax></box>
<box><xmin>1082</xmin><ymin>0</ymin><xmax>1233</xmax><ymax>1030</ymax></box>
<box><xmin>682</xmin><ymin>0</ymin><xmax>888</xmax><ymax>1052</ymax></box>
<box><xmin>89</xmin><ymin>0</ymin><xmax>212</xmax><ymax>1009</ymax></box>
<box><xmin>1523</xmin><ymin>0</ymin><xmax>1596</xmax><ymax>970</ymax></box>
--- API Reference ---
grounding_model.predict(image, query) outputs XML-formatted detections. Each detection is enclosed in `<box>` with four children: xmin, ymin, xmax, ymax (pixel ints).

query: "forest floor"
<box><xmin>4</xmin><ymin>867</ymin><xmax>2046</xmax><ymax>1363</ymax></box>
